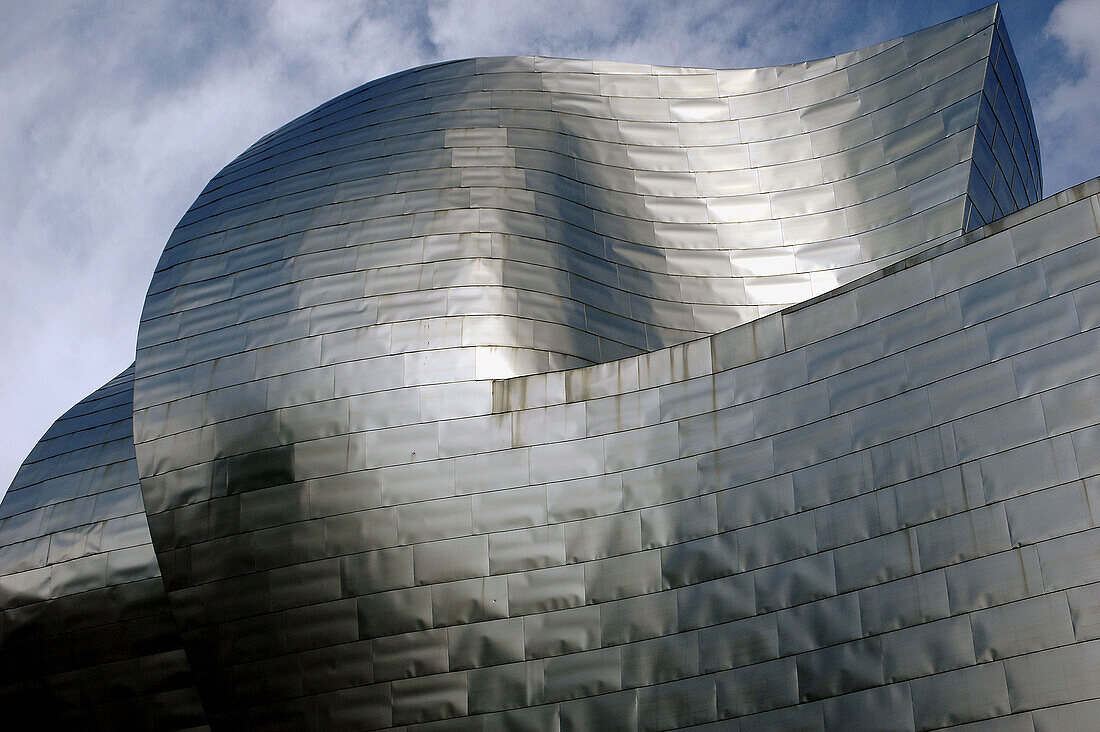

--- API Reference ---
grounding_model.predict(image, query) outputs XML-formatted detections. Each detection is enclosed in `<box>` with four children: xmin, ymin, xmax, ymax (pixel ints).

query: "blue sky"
<box><xmin>1</xmin><ymin>0</ymin><xmax>1096</xmax><ymax>496</ymax></box>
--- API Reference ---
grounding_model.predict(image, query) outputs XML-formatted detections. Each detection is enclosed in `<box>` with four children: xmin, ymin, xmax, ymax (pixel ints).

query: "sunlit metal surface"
<box><xmin>5</xmin><ymin>5</ymin><xmax>1100</xmax><ymax>729</ymax></box>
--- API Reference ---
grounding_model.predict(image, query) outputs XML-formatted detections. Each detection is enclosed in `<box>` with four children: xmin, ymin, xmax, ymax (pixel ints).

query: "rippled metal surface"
<box><xmin>6</xmin><ymin>6</ymin><xmax>1100</xmax><ymax>729</ymax></box>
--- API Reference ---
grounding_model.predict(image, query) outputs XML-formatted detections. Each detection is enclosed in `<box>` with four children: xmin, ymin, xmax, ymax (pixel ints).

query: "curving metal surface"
<box><xmin>140</xmin><ymin>4</ymin><xmax>1037</xmax><ymax>382</ymax></box>
<box><xmin>5</xmin><ymin>5</ymin><xmax>1100</xmax><ymax>730</ymax></box>
<box><xmin>0</xmin><ymin>367</ymin><xmax>206</xmax><ymax>729</ymax></box>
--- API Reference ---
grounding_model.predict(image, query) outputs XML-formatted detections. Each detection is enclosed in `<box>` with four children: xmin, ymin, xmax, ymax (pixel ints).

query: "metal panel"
<box><xmin>700</xmin><ymin>613</ymin><xmax>778</xmax><ymax>672</ymax></box>
<box><xmin>715</xmin><ymin>657</ymin><xmax>798</xmax><ymax>718</ymax></box>
<box><xmin>881</xmin><ymin>614</ymin><xmax>976</xmax><ymax>683</ymax></box>
<box><xmin>822</xmin><ymin>683</ymin><xmax>914</xmax><ymax>731</ymax></box>
<box><xmin>1004</xmin><ymin>640</ymin><xmax>1100</xmax><ymax>712</ymax></box>
<box><xmin>910</xmin><ymin>662</ymin><xmax>1012</xmax><ymax>730</ymax></box>
<box><xmin>795</xmin><ymin>636</ymin><xmax>884</xmax><ymax>701</ymax></box>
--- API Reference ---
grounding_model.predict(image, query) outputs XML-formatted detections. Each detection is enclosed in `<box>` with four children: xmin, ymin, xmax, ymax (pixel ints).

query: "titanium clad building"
<box><xmin>4</xmin><ymin>5</ymin><xmax>1100</xmax><ymax>729</ymax></box>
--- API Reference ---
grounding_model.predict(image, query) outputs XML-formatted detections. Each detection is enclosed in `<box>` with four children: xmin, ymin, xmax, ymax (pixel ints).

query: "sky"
<box><xmin>1</xmin><ymin>0</ymin><xmax>1095</xmax><ymax>498</ymax></box>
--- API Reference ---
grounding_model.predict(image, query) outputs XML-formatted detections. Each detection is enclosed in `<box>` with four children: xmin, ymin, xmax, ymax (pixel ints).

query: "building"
<box><xmin>3</xmin><ymin>5</ymin><xmax>1100</xmax><ymax>728</ymax></box>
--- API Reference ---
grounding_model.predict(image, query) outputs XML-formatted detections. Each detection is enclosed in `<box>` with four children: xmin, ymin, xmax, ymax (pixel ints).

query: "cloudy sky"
<box><xmin>1</xmin><ymin>0</ymin><xmax>1094</xmax><ymax>496</ymax></box>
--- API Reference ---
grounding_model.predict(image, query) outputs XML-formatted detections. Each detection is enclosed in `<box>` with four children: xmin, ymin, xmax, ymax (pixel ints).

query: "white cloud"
<box><xmin>1037</xmin><ymin>0</ymin><xmax>1100</xmax><ymax>193</ymax></box>
<box><xmin>425</xmin><ymin>0</ymin><xmax>876</xmax><ymax>70</ymax></box>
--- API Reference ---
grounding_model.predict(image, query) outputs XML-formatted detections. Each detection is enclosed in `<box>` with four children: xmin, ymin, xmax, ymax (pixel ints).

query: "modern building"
<box><xmin>4</xmin><ymin>5</ymin><xmax>1100</xmax><ymax>729</ymax></box>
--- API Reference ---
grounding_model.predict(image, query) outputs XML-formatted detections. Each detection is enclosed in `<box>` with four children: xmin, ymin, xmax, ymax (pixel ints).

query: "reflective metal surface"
<box><xmin>5</xmin><ymin>6</ymin><xmax>1100</xmax><ymax>729</ymax></box>
<box><xmin>0</xmin><ymin>367</ymin><xmax>206</xmax><ymax>729</ymax></box>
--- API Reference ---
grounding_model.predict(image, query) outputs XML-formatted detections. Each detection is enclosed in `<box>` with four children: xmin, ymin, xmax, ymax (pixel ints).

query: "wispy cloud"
<box><xmin>424</xmin><ymin>0</ymin><xmax>889</xmax><ymax>69</ymax></box>
<box><xmin>1035</xmin><ymin>0</ymin><xmax>1100</xmax><ymax>193</ymax></box>
<box><xmin>0</xmin><ymin>0</ymin><xmax>1093</xmax><ymax>495</ymax></box>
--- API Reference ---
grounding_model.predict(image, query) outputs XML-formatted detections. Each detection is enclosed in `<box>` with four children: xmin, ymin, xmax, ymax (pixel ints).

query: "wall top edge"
<box><xmin>494</xmin><ymin>174</ymin><xmax>1100</xmax><ymax>408</ymax></box>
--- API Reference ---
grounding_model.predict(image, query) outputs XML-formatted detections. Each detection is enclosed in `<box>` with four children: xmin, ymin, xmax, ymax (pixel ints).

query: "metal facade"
<box><xmin>4</xmin><ymin>6</ymin><xmax>1099</xmax><ymax>729</ymax></box>
<box><xmin>0</xmin><ymin>368</ymin><xmax>205</xmax><ymax>728</ymax></box>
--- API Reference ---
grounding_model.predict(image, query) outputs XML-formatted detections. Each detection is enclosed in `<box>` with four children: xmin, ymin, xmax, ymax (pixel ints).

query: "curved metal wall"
<box><xmin>483</xmin><ymin>180</ymin><xmax>1100</xmax><ymax>730</ymax></box>
<box><xmin>129</xmin><ymin>10</ymin><xmax>1044</xmax><ymax>723</ymax></box>
<box><xmin>143</xmin><ymin>4</ymin><xmax>1030</xmax><ymax>381</ymax></box>
<box><xmin>965</xmin><ymin>17</ymin><xmax>1041</xmax><ymax>230</ymax></box>
<box><xmin>5</xmin><ymin>6</ymin><xmax>1098</xmax><ymax>730</ymax></box>
<box><xmin>0</xmin><ymin>367</ymin><xmax>205</xmax><ymax>729</ymax></box>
